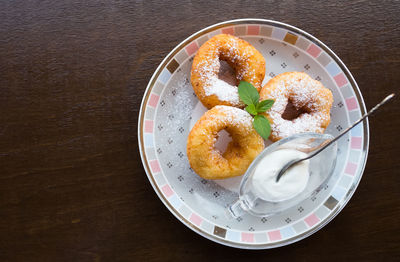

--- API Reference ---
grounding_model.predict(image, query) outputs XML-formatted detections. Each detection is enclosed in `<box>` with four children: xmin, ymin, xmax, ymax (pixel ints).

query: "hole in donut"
<box><xmin>218</xmin><ymin>60</ymin><xmax>237</xmax><ymax>86</ymax></box>
<box><xmin>214</xmin><ymin>129</ymin><xmax>232</xmax><ymax>154</ymax></box>
<box><xmin>282</xmin><ymin>99</ymin><xmax>311</xmax><ymax>120</ymax></box>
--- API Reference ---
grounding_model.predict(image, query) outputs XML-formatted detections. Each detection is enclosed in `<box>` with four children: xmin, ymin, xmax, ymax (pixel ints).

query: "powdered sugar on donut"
<box><xmin>266</xmin><ymin>76</ymin><xmax>331</xmax><ymax>138</ymax></box>
<box><xmin>215</xmin><ymin>105</ymin><xmax>253</xmax><ymax>132</ymax></box>
<box><xmin>193</xmin><ymin>36</ymin><xmax>257</xmax><ymax>106</ymax></box>
<box><xmin>208</xmin><ymin>77</ymin><xmax>241</xmax><ymax>105</ymax></box>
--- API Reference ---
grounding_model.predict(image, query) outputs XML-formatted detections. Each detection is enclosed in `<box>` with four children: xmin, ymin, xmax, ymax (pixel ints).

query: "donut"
<box><xmin>259</xmin><ymin>72</ymin><xmax>333</xmax><ymax>141</ymax></box>
<box><xmin>187</xmin><ymin>105</ymin><xmax>264</xmax><ymax>180</ymax></box>
<box><xmin>191</xmin><ymin>34</ymin><xmax>266</xmax><ymax>109</ymax></box>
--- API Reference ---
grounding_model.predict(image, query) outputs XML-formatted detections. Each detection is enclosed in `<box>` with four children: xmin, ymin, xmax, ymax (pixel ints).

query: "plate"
<box><xmin>138</xmin><ymin>19</ymin><xmax>369</xmax><ymax>249</ymax></box>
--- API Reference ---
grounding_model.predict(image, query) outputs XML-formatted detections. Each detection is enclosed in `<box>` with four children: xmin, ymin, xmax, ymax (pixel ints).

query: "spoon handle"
<box><xmin>276</xmin><ymin>93</ymin><xmax>395</xmax><ymax>182</ymax></box>
<box><xmin>307</xmin><ymin>93</ymin><xmax>394</xmax><ymax>160</ymax></box>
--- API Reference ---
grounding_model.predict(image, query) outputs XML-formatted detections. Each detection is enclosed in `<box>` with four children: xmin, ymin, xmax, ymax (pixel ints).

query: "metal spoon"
<box><xmin>276</xmin><ymin>93</ymin><xmax>395</xmax><ymax>182</ymax></box>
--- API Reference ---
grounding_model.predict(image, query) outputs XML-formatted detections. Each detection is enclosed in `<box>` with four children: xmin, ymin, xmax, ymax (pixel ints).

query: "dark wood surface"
<box><xmin>1</xmin><ymin>1</ymin><xmax>400</xmax><ymax>261</ymax></box>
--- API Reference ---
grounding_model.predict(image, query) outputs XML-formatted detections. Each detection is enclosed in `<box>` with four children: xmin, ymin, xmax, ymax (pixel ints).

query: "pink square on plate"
<box><xmin>221</xmin><ymin>27</ymin><xmax>234</xmax><ymax>35</ymax></box>
<box><xmin>161</xmin><ymin>184</ymin><xmax>174</xmax><ymax>198</ymax></box>
<box><xmin>185</xmin><ymin>41</ymin><xmax>199</xmax><ymax>56</ymax></box>
<box><xmin>189</xmin><ymin>213</ymin><xmax>203</xmax><ymax>226</ymax></box>
<box><xmin>345</xmin><ymin>162</ymin><xmax>358</xmax><ymax>175</ymax></box>
<box><xmin>345</xmin><ymin>97</ymin><xmax>358</xmax><ymax>111</ymax></box>
<box><xmin>351</xmin><ymin>137</ymin><xmax>362</xmax><ymax>149</ymax></box>
<box><xmin>247</xmin><ymin>25</ymin><xmax>260</xmax><ymax>35</ymax></box>
<box><xmin>144</xmin><ymin>120</ymin><xmax>153</xmax><ymax>133</ymax></box>
<box><xmin>334</xmin><ymin>73</ymin><xmax>348</xmax><ymax>87</ymax></box>
<box><xmin>241</xmin><ymin>232</ymin><xmax>254</xmax><ymax>243</ymax></box>
<box><xmin>148</xmin><ymin>94</ymin><xmax>159</xmax><ymax>108</ymax></box>
<box><xmin>268</xmin><ymin>230</ymin><xmax>282</xmax><ymax>241</ymax></box>
<box><xmin>305</xmin><ymin>213</ymin><xmax>320</xmax><ymax>227</ymax></box>
<box><xmin>149</xmin><ymin>160</ymin><xmax>161</xmax><ymax>173</ymax></box>
<box><xmin>306</xmin><ymin>44</ymin><xmax>322</xmax><ymax>58</ymax></box>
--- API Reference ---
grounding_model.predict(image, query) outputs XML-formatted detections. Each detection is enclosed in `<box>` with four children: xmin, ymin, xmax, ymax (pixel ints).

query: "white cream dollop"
<box><xmin>251</xmin><ymin>149</ymin><xmax>310</xmax><ymax>202</ymax></box>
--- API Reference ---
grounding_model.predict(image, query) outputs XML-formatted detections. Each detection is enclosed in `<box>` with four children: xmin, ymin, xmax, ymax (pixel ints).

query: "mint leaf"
<box><xmin>253</xmin><ymin>115</ymin><xmax>271</xmax><ymax>140</ymax></box>
<box><xmin>245</xmin><ymin>104</ymin><xmax>257</xmax><ymax>116</ymax></box>
<box><xmin>256</xmin><ymin>99</ymin><xmax>274</xmax><ymax>113</ymax></box>
<box><xmin>237</xmin><ymin>81</ymin><xmax>274</xmax><ymax>140</ymax></box>
<box><xmin>238</xmin><ymin>81</ymin><xmax>259</xmax><ymax>105</ymax></box>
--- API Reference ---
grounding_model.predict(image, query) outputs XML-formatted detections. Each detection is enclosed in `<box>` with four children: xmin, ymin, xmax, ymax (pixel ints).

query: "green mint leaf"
<box><xmin>256</xmin><ymin>99</ymin><xmax>274</xmax><ymax>113</ymax></box>
<box><xmin>253</xmin><ymin>115</ymin><xmax>271</xmax><ymax>140</ymax></box>
<box><xmin>245</xmin><ymin>104</ymin><xmax>258</xmax><ymax>116</ymax></box>
<box><xmin>238</xmin><ymin>81</ymin><xmax>259</xmax><ymax>105</ymax></box>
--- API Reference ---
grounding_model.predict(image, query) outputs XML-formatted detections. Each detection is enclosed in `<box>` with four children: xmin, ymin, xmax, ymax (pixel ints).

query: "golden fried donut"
<box><xmin>260</xmin><ymin>72</ymin><xmax>333</xmax><ymax>141</ymax></box>
<box><xmin>191</xmin><ymin>34</ymin><xmax>266</xmax><ymax>109</ymax></box>
<box><xmin>187</xmin><ymin>105</ymin><xmax>264</xmax><ymax>180</ymax></box>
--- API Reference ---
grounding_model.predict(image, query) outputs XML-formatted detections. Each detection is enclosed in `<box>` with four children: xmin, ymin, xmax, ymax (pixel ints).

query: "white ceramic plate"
<box><xmin>138</xmin><ymin>19</ymin><xmax>369</xmax><ymax>249</ymax></box>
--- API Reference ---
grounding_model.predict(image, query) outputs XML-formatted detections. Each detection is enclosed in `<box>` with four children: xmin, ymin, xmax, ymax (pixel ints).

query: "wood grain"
<box><xmin>1</xmin><ymin>1</ymin><xmax>399</xmax><ymax>261</ymax></box>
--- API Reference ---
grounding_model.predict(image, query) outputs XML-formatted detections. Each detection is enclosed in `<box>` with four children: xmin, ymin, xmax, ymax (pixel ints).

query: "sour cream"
<box><xmin>251</xmin><ymin>149</ymin><xmax>310</xmax><ymax>202</ymax></box>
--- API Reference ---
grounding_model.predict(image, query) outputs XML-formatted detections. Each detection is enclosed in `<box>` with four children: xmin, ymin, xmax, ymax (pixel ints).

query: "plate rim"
<box><xmin>137</xmin><ymin>18</ymin><xmax>370</xmax><ymax>249</ymax></box>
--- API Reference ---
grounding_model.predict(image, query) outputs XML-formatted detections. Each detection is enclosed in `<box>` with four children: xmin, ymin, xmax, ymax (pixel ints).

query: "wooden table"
<box><xmin>1</xmin><ymin>1</ymin><xmax>399</xmax><ymax>261</ymax></box>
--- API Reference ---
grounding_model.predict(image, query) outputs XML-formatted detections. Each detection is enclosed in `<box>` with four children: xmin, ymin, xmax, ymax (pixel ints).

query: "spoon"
<box><xmin>276</xmin><ymin>93</ymin><xmax>395</xmax><ymax>182</ymax></box>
